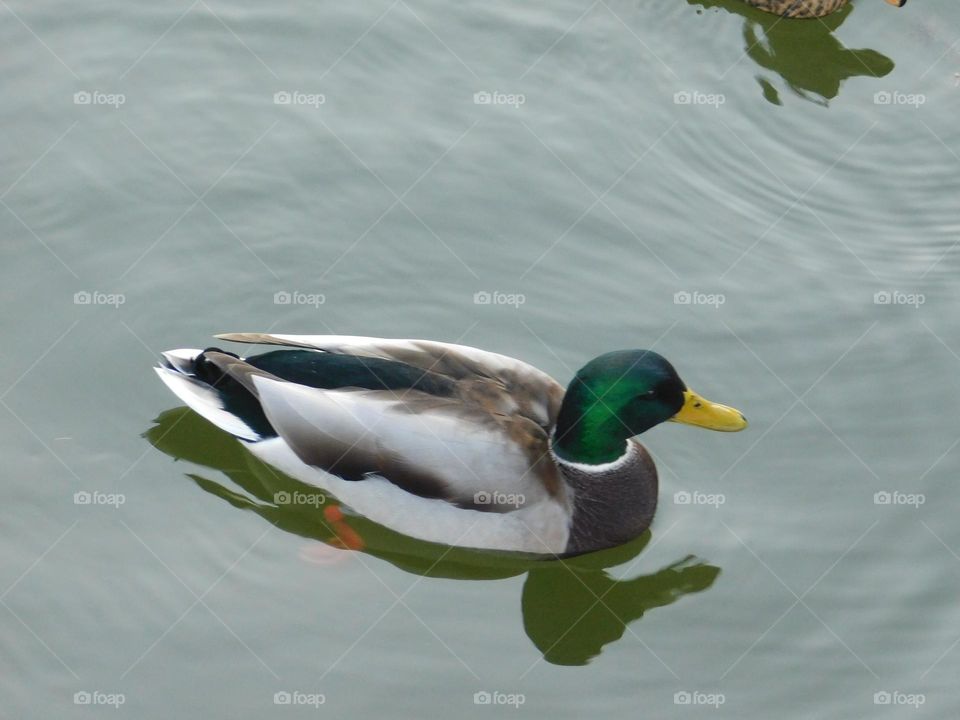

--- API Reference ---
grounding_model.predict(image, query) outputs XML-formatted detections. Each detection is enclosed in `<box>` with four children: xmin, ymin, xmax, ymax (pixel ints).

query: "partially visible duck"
<box><xmin>743</xmin><ymin>0</ymin><xmax>905</xmax><ymax>18</ymax></box>
<box><xmin>155</xmin><ymin>335</ymin><xmax>747</xmax><ymax>556</ymax></box>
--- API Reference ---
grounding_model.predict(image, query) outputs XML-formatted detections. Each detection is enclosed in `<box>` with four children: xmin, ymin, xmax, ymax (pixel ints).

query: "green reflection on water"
<box><xmin>690</xmin><ymin>0</ymin><xmax>895</xmax><ymax>104</ymax></box>
<box><xmin>146</xmin><ymin>407</ymin><xmax>720</xmax><ymax>666</ymax></box>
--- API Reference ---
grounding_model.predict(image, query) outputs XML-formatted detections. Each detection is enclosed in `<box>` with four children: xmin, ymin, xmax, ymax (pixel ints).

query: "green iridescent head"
<box><xmin>552</xmin><ymin>350</ymin><xmax>747</xmax><ymax>465</ymax></box>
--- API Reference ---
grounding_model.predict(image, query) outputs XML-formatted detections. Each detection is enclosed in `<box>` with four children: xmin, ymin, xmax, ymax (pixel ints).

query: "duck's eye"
<box><xmin>640</xmin><ymin>389</ymin><xmax>657</xmax><ymax>399</ymax></box>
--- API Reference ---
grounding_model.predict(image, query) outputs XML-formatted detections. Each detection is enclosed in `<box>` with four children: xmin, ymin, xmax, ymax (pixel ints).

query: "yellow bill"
<box><xmin>669</xmin><ymin>389</ymin><xmax>748</xmax><ymax>432</ymax></box>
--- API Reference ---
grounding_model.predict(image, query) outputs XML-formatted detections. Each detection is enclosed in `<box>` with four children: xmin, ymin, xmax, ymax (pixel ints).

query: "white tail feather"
<box><xmin>154</xmin><ymin>364</ymin><xmax>260</xmax><ymax>441</ymax></box>
<box><xmin>160</xmin><ymin>348</ymin><xmax>204</xmax><ymax>374</ymax></box>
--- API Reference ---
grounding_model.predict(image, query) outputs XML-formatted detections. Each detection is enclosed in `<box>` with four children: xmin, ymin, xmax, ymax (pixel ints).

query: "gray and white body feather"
<box><xmin>155</xmin><ymin>334</ymin><xmax>656</xmax><ymax>554</ymax></box>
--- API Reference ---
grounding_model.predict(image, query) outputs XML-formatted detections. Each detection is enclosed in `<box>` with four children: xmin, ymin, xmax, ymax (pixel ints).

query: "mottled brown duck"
<box><xmin>744</xmin><ymin>0</ymin><xmax>905</xmax><ymax>18</ymax></box>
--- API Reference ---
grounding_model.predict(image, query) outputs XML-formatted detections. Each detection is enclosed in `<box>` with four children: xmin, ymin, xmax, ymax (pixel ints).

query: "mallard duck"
<box><xmin>742</xmin><ymin>0</ymin><xmax>904</xmax><ymax>18</ymax></box>
<box><xmin>155</xmin><ymin>335</ymin><xmax>746</xmax><ymax>555</ymax></box>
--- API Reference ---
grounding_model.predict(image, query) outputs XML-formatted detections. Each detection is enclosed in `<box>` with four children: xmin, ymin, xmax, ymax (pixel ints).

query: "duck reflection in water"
<box><xmin>146</xmin><ymin>408</ymin><xmax>720</xmax><ymax>666</ymax></box>
<box><xmin>689</xmin><ymin>0</ymin><xmax>895</xmax><ymax>105</ymax></box>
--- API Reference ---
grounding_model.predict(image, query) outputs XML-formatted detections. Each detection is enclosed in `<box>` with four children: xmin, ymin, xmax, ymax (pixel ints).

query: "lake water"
<box><xmin>3</xmin><ymin>0</ymin><xmax>959</xmax><ymax>717</ymax></box>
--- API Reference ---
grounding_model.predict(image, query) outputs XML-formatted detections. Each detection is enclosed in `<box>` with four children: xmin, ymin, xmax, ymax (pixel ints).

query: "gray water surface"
<box><xmin>3</xmin><ymin>0</ymin><xmax>959</xmax><ymax>717</ymax></box>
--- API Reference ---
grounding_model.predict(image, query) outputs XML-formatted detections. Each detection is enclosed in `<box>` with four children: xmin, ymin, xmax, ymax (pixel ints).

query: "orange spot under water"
<box><xmin>331</xmin><ymin>521</ymin><xmax>365</xmax><ymax>551</ymax></box>
<box><xmin>323</xmin><ymin>505</ymin><xmax>344</xmax><ymax>523</ymax></box>
<box><xmin>294</xmin><ymin>504</ymin><xmax>366</xmax><ymax>564</ymax></box>
<box><xmin>322</xmin><ymin>504</ymin><xmax>365</xmax><ymax>551</ymax></box>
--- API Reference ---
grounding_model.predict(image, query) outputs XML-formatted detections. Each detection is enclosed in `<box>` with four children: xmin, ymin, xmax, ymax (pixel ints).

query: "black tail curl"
<box><xmin>193</xmin><ymin>347</ymin><xmax>240</xmax><ymax>385</ymax></box>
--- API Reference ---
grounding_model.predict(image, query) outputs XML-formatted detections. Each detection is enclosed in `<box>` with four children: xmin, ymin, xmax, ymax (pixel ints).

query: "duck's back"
<box><xmin>743</xmin><ymin>0</ymin><xmax>846</xmax><ymax>17</ymax></box>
